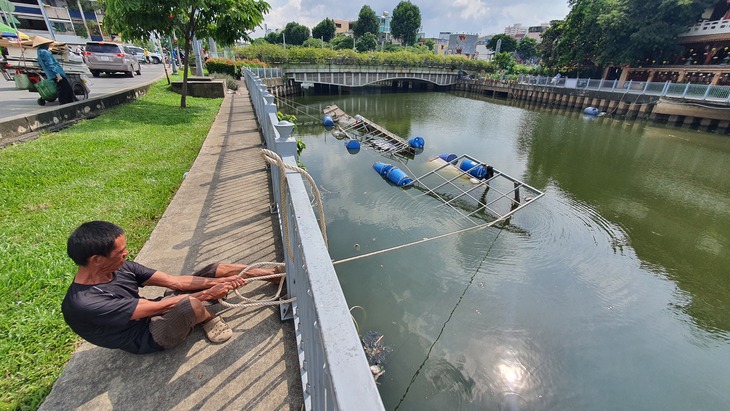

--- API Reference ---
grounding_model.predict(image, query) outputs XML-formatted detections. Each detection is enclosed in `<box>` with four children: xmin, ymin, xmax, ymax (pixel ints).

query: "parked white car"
<box><xmin>127</xmin><ymin>46</ymin><xmax>163</xmax><ymax>64</ymax></box>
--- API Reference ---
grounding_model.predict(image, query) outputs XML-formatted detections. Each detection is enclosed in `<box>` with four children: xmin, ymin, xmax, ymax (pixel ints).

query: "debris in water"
<box><xmin>362</xmin><ymin>330</ymin><xmax>392</xmax><ymax>382</ymax></box>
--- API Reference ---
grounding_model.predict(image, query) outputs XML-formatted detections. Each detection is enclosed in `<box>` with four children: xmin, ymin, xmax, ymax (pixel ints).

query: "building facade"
<box><xmin>1</xmin><ymin>0</ymin><xmax>104</xmax><ymax>44</ymax></box>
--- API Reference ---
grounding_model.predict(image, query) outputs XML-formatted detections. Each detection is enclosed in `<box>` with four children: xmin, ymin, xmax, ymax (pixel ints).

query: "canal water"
<box><xmin>288</xmin><ymin>89</ymin><xmax>730</xmax><ymax>410</ymax></box>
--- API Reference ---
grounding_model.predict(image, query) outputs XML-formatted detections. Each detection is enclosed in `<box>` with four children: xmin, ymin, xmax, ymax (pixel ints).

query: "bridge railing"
<box><xmin>243</xmin><ymin>68</ymin><xmax>385</xmax><ymax>411</ymax></box>
<box><xmin>516</xmin><ymin>75</ymin><xmax>730</xmax><ymax>103</ymax></box>
<box><xmin>248</xmin><ymin>67</ymin><xmax>283</xmax><ymax>78</ymax></box>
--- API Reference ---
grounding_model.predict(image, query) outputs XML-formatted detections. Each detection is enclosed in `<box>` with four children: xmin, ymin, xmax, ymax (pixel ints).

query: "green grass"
<box><xmin>0</xmin><ymin>79</ymin><xmax>223</xmax><ymax>410</ymax></box>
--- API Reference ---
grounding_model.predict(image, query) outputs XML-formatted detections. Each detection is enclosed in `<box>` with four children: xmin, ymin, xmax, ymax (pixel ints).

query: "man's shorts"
<box><xmin>148</xmin><ymin>263</ymin><xmax>219</xmax><ymax>350</ymax></box>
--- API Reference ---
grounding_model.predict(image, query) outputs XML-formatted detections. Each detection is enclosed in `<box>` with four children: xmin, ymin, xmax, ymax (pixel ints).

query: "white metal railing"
<box><xmin>243</xmin><ymin>69</ymin><xmax>385</xmax><ymax>411</ymax></box>
<box><xmin>679</xmin><ymin>19</ymin><xmax>730</xmax><ymax>37</ymax></box>
<box><xmin>515</xmin><ymin>75</ymin><xmax>730</xmax><ymax>102</ymax></box>
<box><xmin>249</xmin><ymin>67</ymin><xmax>283</xmax><ymax>78</ymax></box>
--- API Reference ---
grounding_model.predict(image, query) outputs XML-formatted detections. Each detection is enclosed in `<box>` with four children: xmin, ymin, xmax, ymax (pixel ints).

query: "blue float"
<box><xmin>408</xmin><ymin>136</ymin><xmax>425</xmax><ymax>149</ymax></box>
<box><xmin>372</xmin><ymin>162</ymin><xmax>413</xmax><ymax>186</ymax></box>
<box><xmin>323</xmin><ymin>115</ymin><xmax>335</xmax><ymax>127</ymax></box>
<box><xmin>439</xmin><ymin>153</ymin><xmax>457</xmax><ymax>163</ymax></box>
<box><xmin>373</xmin><ymin>162</ymin><xmax>394</xmax><ymax>176</ymax></box>
<box><xmin>386</xmin><ymin>167</ymin><xmax>413</xmax><ymax>186</ymax></box>
<box><xmin>345</xmin><ymin>140</ymin><xmax>360</xmax><ymax>150</ymax></box>
<box><xmin>460</xmin><ymin>159</ymin><xmax>487</xmax><ymax>179</ymax></box>
<box><xmin>583</xmin><ymin>107</ymin><xmax>600</xmax><ymax>116</ymax></box>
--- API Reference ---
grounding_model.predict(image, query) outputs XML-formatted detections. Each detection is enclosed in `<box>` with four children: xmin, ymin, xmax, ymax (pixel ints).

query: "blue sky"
<box><xmin>250</xmin><ymin>0</ymin><xmax>571</xmax><ymax>39</ymax></box>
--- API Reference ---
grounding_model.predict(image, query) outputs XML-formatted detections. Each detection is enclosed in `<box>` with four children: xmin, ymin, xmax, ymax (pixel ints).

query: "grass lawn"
<box><xmin>0</xmin><ymin>79</ymin><xmax>223</xmax><ymax>409</ymax></box>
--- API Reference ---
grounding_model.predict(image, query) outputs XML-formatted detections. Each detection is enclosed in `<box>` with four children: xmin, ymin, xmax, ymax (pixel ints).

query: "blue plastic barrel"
<box><xmin>460</xmin><ymin>159</ymin><xmax>487</xmax><ymax>179</ymax></box>
<box><xmin>408</xmin><ymin>136</ymin><xmax>425</xmax><ymax>149</ymax></box>
<box><xmin>439</xmin><ymin>153</ymin><xmax>457</xmax><ymax>163</ymax></box>
<box><xmin>373</xmin><ymin>162</ymin><xmax>394</xmax><ymax>176</ymax></box>
<box><xmin>583</xmin><ymin>107</ymin><xmax>600</xmax><ymax>116</ymax></box>
<box><xmin>323</xmin><ymin>115</ymin><xmax>335</xmax><ymax>127</ymax></box>
<box><xmin>386</xmin><ymin>167</ymin><xmax>414</xmax><ymax>186</ymax></box>
<box><xmin>346</xmin><ymin>140</ymin><xmax>360</xmax><ymax>150</ymax></box>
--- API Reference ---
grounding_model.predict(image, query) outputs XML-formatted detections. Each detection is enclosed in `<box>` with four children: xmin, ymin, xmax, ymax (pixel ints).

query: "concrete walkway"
<box><xmin>39</xmin><ymin>83</ymin><xmax>303</xmax><ymax>410</ymax></box>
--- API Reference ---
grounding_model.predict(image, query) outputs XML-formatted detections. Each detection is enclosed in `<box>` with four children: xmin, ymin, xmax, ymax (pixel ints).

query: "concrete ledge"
<box><xmin>0</xmin><ymin>84</ymin><xmax>153</xmax><ymax>144</ymax></box>
<box><xmin>170</xmin><ymin>80</ymin><xmax>226</xmax><ymax>98</ymax></box>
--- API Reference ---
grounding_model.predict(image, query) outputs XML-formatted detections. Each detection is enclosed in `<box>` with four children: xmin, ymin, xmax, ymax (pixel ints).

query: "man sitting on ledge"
<box><xmin>62</xmin><ymin>220</ymin><xmax>281</xmax><ymax>354</ymax></box>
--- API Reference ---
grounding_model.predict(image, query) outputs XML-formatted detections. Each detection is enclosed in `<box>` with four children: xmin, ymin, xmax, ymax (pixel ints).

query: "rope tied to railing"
<box><xmin>260</xmin><ymin>149</ymin><xmax>328</xmax><ymax>260</ymax></box>
<box><xmin>219</xmin><ymin>261</ymin><xmax>296</xmax><ymax>308</ymax></box>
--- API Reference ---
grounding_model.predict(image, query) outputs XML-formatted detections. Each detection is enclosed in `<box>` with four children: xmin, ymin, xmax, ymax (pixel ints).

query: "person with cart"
<box><xmin>33</xmin><ymin>36</ymin><xmax>75</xmax><ymax>105</ymax></box>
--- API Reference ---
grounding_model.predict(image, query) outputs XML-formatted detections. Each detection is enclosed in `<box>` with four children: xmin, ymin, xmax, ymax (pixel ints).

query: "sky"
<box><xmin>250</xmin><ymin>0</ymin><xmax>571</xmax><ymax>39</ymax></box>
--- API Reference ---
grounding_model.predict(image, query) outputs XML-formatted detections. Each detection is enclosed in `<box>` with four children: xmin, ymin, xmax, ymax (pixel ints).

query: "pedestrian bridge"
<box><xmin>252</xmin><ymin>66</ymin><xmax>463</xmax><ymax>87</ymax></box>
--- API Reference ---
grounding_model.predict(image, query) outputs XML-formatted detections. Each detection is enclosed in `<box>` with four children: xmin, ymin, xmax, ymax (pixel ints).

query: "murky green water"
<box><xmin>289</xmin><ymin>89</ymin><xmax>730</xmax><ymax>410</ymax></box>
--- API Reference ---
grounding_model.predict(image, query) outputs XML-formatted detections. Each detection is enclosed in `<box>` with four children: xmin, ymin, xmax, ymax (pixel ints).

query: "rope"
<box><xmin>395</xmin><ymin>226</ymin><xmax>504</xmax><ymax>410</ymax></box>
<box><xmin>260</xmin><ymin>149</ymin><xmax>328</xmax><ymax>261</ymax></box>
<box><xmin>332</xmin><ymin>214</ymin><xmax>508</xmax><ymax>265</ymax></box>
<box><xmin>219</xmin><ymin>261</ymin><xmax>296</xmax><ymax>308</ymax></box>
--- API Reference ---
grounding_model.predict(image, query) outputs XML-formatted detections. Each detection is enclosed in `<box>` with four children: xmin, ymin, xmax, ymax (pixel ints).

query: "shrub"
<box><xmin>209</xmin><ymin>73</ymin><xmax>239</xmax><ymax>90</ymax></box>
<box><xmin>205</xmin><ymin>58</ymin><xmax>238</xmax><ymax>77</ymax></box>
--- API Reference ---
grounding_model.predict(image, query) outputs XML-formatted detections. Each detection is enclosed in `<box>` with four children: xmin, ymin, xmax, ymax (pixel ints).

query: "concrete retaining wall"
<box><xmin>0</xmin><ymin>84</ymin><xmax>152</xmax><ymax>145</ymax></box>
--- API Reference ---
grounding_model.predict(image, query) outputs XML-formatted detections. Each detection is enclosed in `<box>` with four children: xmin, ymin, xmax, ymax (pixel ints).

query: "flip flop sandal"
<box><xmin>202</xmin><ymin>316</ymin><xmax>232</xmax><ymax>343</ymax></box>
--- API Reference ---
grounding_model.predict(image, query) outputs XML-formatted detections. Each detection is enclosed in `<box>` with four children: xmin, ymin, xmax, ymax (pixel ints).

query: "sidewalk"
<box><xmin>39</xmin><ymin>83</ymin><xmax>303</xmax><ymax>410</ymax></box>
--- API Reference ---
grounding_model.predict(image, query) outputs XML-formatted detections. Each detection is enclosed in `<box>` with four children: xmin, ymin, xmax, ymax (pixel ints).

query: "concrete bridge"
<box><xmin>281</xmin><ymin>66</ymin><xmax>464</xmax><ymax>88</ymax></box>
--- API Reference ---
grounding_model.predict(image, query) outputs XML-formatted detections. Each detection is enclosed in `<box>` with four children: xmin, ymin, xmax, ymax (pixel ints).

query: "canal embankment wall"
<box><xmin>453</xmin><ymin>80</ymin><xmax>730</xmax><ymax>134</ymax></box>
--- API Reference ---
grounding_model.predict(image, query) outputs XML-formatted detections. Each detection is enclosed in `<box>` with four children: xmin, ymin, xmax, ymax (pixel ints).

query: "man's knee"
<box><xmin>149</xmin><ymin>297</ymin><xmax>197</xmax><ymax>350</ymax></box>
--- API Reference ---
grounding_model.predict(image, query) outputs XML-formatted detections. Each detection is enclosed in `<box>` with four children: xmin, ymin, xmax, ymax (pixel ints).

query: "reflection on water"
<box><xmin>292</xmin><ymin>90</ymin><xmax>730</xmax><ymax>410</ymax></box>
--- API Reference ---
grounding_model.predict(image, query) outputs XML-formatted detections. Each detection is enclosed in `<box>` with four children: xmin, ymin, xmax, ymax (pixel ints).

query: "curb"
<box><xmin>0</xmin><ymin>78</ymin><xmax>161</xmax><ymax>146</ymax></box>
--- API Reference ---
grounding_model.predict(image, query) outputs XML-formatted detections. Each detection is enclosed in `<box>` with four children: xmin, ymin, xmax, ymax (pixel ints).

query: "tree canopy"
<box><xmin>312</xmin><ymin>18</ymin><xmax>336</xmax><ymax>42</ymax></box>
<box><xmin>487</xmin><ymin>34</ymin><xmax>517</xmax><ymax>53</ymax></box>
<box><xmin>331</xmin><ymin>34</ymin><xmax>354</xmax><ymax>50</ymax></box>
<box><xmin>353</xmin><ymin>5</ymin><xmax>379</xmax><ymax>38</ymax></box>
<box><xmin>390</xmin><ymin>1</ymin><xmax>421</xmax><ymax>45</ymax></box>
<box><xmin>355</xmin><ymin>32</ymin><xmax>377</xmax><ymax>52</ymax></box>
<box><xmin>264</xmin><ymin>31</ymin><xmax>282</xmax><ymax>44</ymax></box>
<box><xmin>543</xmin><ymin>0</ymin><xmax>716</xmax><ymax>68</ymax></box>
<box><xmin>282</xmin><ymin>21</ymin><xmax>310</xmax><ymax>46</ymax></box>
<box><xmin>103</xmin><ymin>0</ymin><xmax>269</xmax><ymax>107</ymax></box>
<box><xmin>516</xmin><ymin>37</ymin><xmax>538</xmax><ymax>61</ymax></box>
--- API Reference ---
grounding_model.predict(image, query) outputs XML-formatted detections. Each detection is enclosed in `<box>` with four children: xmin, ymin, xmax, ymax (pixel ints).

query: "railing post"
<box><xmin>627</xmin><ymin>80</ymin><xmax>632</xmax><ymax>92</ymax></box>
<box><xmin>662</xmin><ymin>81</ymin><xmax>670</xmax><ymax>96</ymax></box>
<box><xmin>682</xmin><ymin>82</ymin><xmax>690</xmax><ymax>98</ymax></box>
<box><xmin>702</xmin><ymin>84</ymin><xmax>712</xmax><ymax>100</ymax></box>
<box><xmin>642</xmin><ymin>81</ymin><xmax>649</xmax><ymax>95</ymax></box>
<box><xmin>611</xmin><ymin>79</ymin><xmax>617</xmax><ymax>92</ymax></box>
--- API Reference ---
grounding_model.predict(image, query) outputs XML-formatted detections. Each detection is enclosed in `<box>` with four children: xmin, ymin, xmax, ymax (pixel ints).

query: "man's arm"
<box><xmin>130</xmin><ymin>279</ymin><xmax>245</xmax><ymax>320</ymax></box>
<box><xmin>142</xmin><ymin>271</ymin><xmax>240</xmax><ymax>292</ymax></box>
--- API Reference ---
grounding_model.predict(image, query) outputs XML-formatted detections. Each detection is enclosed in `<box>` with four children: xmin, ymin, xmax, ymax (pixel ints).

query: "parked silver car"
<box><xmin>84</xmin><ymin>42</ymin><xmax>141</xmax><ymax>78</ymax></box>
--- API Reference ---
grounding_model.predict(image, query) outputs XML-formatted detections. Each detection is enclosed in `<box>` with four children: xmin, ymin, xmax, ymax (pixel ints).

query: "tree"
<box><xmin>303</xmin><ymin>37</ymin><xmax>326</xmax><ymax>48</ymax></box>
<box><xmin>424</xmin><ymin>38</ymin><xmax>435</xmax><ymax>52</ymax></box>
<box><xmin>552</xmin><ymin>0</ymin><xmax>716</xmax><ymax>69</ymax></box>
<box><xmin>516</xmin><ymin>37</ymin><xmax>538</xmax><ymax>61</ymax></box>
<box><xmin>538</xmin><ymin>20</ymin><xmax>565</xmax><ymax>68</ymax></box>
<box><xmin>355</xmin><ymin>32</ymin><xmax>377</xmax><ymax>52</ymax></box>
<box><xmin>331</xmin><ymin>34</ymin><xmax>354</xmax><ymax>50</ymax></box>
<box><xmin>264</xmin><ymin>31</ymin><xmax>282</xmax><ymax>44</ymax></box>
<box><xmin>282</xmin><ymin>21</ymin><xmax>310</xmax><ymax>46</ymax></box>
<box><xmin>104</xmin><ymin>0</ymin><xmax>269</xmax><ymax>108</ymax></box>
<box><xmin>493</xmin><ymin>51</ymin><xmax>516</xmax><ymax>72</ymax></box>
<box><xmin>390</xmin><ymin>1</ymin><xmax>421</xmax><ymax>46</ymax></box>
<box><xmin>487</xmin><ymin>34</ymin><xmax>518</xmax><ymax>53</ymax></box>
<box><xmin>353</xmin><ymin>5</ymin><xmax>379</xmax><ymax>38</ymax></box>
<box><xmin>312</xmin><ymin>18</ymin><xmax>336</xmax><ymax>42</ymax></box>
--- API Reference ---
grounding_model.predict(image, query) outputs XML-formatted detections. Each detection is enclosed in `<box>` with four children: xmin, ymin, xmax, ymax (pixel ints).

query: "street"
<box><xmin>0</xmin><ymin>63</ymin><xmax>171</xmax><ymax>119</ymax></box>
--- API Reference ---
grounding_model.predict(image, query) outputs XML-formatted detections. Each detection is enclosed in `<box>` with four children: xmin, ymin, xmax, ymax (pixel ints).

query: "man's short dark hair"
<box><xmin>67</xmin><ymin>221</ymin><xmax>125</xmax><ymax>266</ymax></box>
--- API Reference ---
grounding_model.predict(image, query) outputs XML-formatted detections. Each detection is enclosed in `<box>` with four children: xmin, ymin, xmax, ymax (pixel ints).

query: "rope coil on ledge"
<box><xmin>219</xmin><ymin>261</ymin><xmax>296</xmax><ymax>308</ymax></box>
<box><xmin>260</xmin><ymin>149</ymin><xmax>328</xmax><ymax>260</ymax></box>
